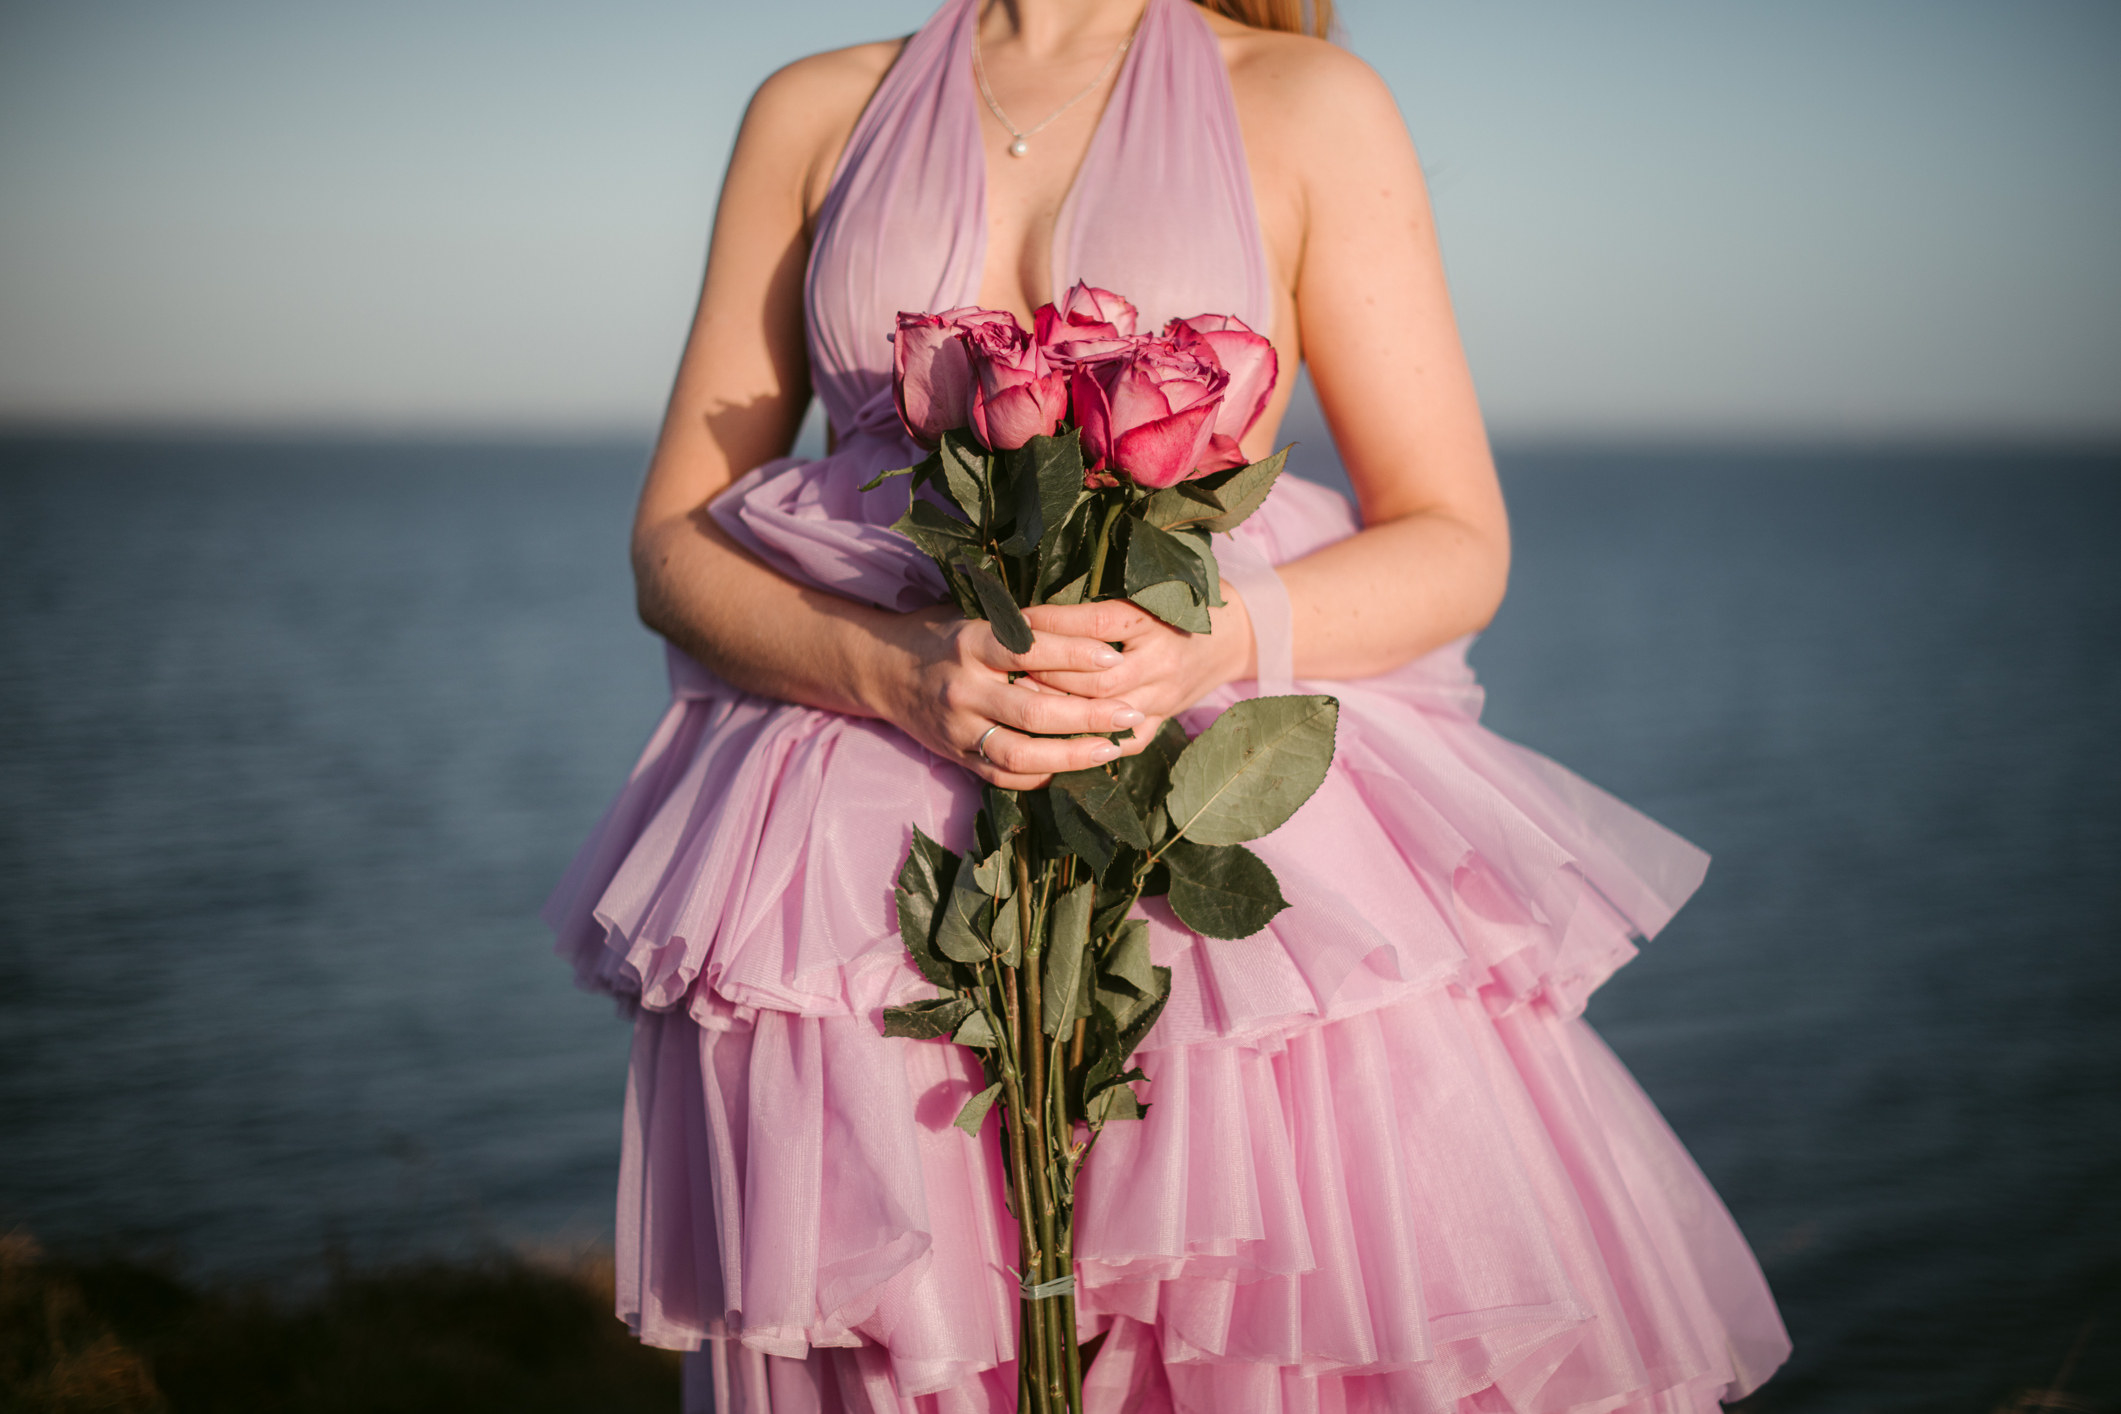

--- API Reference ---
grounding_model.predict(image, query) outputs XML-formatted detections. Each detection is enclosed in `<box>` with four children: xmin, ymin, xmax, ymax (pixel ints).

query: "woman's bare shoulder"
<box><xmin>752</xmin><ymin>38</ymin><xmax>904</xmax><ymax>112</ymax></box>
<box><xmin>737</xmin><ymin>38</ymin><xmax>909</xmax><ymax>217</ymax></box>
<box><xmin>1202</xmin><ymin>15</ymin><xmax>1406</xmax><ymax>161</ymax></box>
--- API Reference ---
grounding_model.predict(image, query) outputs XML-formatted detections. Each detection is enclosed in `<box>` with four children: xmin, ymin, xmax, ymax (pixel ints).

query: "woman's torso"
<box><xmin>794</xmin><ymin>0</ymin><xmax>1309</xmax><ymax>457</ymax></box>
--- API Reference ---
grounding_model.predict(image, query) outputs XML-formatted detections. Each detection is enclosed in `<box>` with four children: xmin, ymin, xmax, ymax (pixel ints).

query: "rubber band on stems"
<box><xmin>1008</xmin><ymin>1266</ymin><xmax>1078</xmax><ymax>1300</ymax></box>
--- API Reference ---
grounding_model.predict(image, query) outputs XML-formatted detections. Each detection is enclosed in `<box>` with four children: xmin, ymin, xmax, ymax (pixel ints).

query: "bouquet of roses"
<box><xmin>865</xmin><ymin>284</ymin><xmax>1339</xmax><ymax>1414</ymax></box>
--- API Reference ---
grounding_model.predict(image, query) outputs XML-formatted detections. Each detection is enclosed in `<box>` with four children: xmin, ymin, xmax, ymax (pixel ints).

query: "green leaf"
<box><xmin>1000</xmin><ymin>431</ymin><xmax>1086</xmax><ymax>560</ymax></box>
<box><xmin>937</xmin><ymin>429</ymin><xmax>990</xmax><ymax>525</ymax></box>
<box><xmin>1110</xmin><ymin>719</ymin><xmax>1191</xmax><ymax>823</ymax></box>
<box><xmin>1123</xmin><ymin>518</ymin><xmax>1212</xmax><ymax>602</ymax></box>
<box><xmin>908</xmin><ymin>448</ymin><xmax>947</xmax><ymax>494</ymax></box>
<box><xmin>954</xmin><ymin>1081</ymin><xmax>1003</xmax><ymax>1134</ymax></box>
<box><xmin>1138</xmin><ymin>480</ymin><xmax>1226</xmax><ymax>530</ymax></box>
<box><xmin>1032</xmin><ymin>431</ymin><xmax>1088</xmax><ymax>564</ymax></box>
<box><xmin>1163</xmin><ymin>838</ymin><xmax>1289</xmax><ymax>939</ymax></box>
<box><xmin>969</xmin><ymin>844</ymin><xmax>1015</xmax><ymax>899</ymax></box>
<box><xmin>1085</xmin><ymin>958</ymin><xmax>1169</xmax><ymax>1109</ymax></box>
<box><xmin>1172</xmin><ymin>526</ymin><xmax>1223</xmax><ymax>607</ymax></box>
<box><xmin>1190</xmin><ymin>447</ymin><xmax>1289</xmax><ymax>533</ymax></box>
<box><xmin>986</xmin><ymin>443</ymin><xmax>1028</xmax><ymax>550</ymax></box>
<box><xmin>954</xmin><ymin>1010</ymin><xmax>999</xmax><ymax>1049</ymax></box>
<box><xmin>1036</xmin><ymin>496</ymin><xmax>1094</xmax><ymax>599</ymax></box>
<box><xmin>935</xmin><ymin>561</ymin><xmax>983</xmax><ymax>621</ymax></box>
<box><xmin>1081</xmin><ymin>1016</ymin><xmax>1152</xmax><ymax>1119</ymax></box>
<box><xmin>1051</xmin><ymin>767</ymin><xmax>1150</xmax><ymax>850</ymax></box>
<box><xmin>990</xmin><ymin>886</ymin><xmax>1023</xmax><ymax>967</ymax></box>
<box><xmin>1112</xmin><ymin>964</ymin><xmax>1171</xmax><ymax>1058</ymax></box>
<box><xmin>1103</xmin><ymin>918</ymin><xmax>1157</xmax><ymax>995</ymax></box>
<box><xmin>994</xmin><ymin>454</ymin><xmax>1033</xmax><ymax>556</ymax></box>
<box><xmin>1164</xmin><ymin>694</ymin><xmax>1340</xmax><ymax>846</ymax></box>
<box><xmin>882</xmin><ymin>994</ymin><xmax>974</xmax><ymax>1040</ymax></box>
<box><xmin>894</xmin><ymin>498</ymin><xmax>978</xmax><ymax>566</ymax></box>
<box><xmin>1042</xmin><ymin>882</ymin><xmax>1095</xmax><ymax>1037</ymax></box>
<box><xmin>1086</xmin><ymin>1082</ymin><xmax>1145</xmax><ymax>1124</ymax></box>
<box><xmin>1093</xmin><ymin>980</ymin><xmax>1155</xmax><ymax>1044</ymax></box>
<box><xmin>893</xmin><ymin>828</ymin><xmax>963</xmax><ymax>988</ymax></box>
<box><xmin>962</xmin><ymin>559</ymin><xmax>1034</xmax><ymax>654</ymax></box>
<box><xmin>982</xmin><ymin>786</ymin><xmax>1026</xmax><ymax>843</ymax></box>
<box><xmin>1044</xmin><ymin>572</ymin><xmax>1089</xmax><ymax>606</ymax></box>
<box><xmin>935</xmin><ymin>880</ymin><xmax>993</xmax><ymax>965</ymax></box>
<box><xmin>1129</xmin><ymin>578</ymin><xmax>1211</xmax><ymax>634</ymax></box>
<box><xmin>1090</xmin><ymin>881</ymin><xmax>1135</xmax><ymax>948</ymax></box>
<box><xmin>1043</xmin><ymin>783</ymin><xmax>1116</xmax><ymax>877</ymax></box>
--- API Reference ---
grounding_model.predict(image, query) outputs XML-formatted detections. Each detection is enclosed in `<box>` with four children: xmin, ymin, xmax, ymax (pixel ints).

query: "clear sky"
<box><xmin>1</xmin><ymin>0</ymin><xmax>2115</xmax><ymax>441</ymax></box>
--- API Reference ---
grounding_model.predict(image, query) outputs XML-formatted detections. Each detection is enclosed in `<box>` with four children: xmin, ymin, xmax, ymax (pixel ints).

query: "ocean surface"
<box><xmin>1</xmin><ymin>431</ymin><xmax>2116</xmax><ymax>1411</ymax></box>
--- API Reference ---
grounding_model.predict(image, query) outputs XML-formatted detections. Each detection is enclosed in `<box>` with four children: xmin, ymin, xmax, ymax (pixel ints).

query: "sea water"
<box><xmin>1</xmin><ymin>433</ymin><xmax>2115</xmax><ymax>1411</ymax></box>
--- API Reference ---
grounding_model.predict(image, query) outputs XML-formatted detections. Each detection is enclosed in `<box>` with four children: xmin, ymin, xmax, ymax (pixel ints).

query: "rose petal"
<box><xmin>1196</xmin><ymin>432</ymin><xmax>1248</xmax><ymax>475</ymax></box>
<box><xmin>1071</xmin><ymin>364</ymin><xmax>1116</xmax><ymax>469</ymax></box>
<box><xmin>973</xmin><ymin>372</ymin><xmax>1068</xmax><ymax>450</ymax></box>
<box><xmin>1167</xmin><ymin>316</ymin><xmax>1276</xmax><ymax>440</ymax></box>
<box><xmin>1046</xmin><ymin>336</ymin><xmax>1137</xmax><ymax>367</ymax></box>
<box><xmin>1106</xmin><ymin>359</ymin><xmax>1179</xmax><ymax>435</ymax></box>
<box><xmin>893</xmin><ymin>317</ymin><xmax>974</xmax><ymax>446</ymax></box>
<box><xmin>1111</xmin><ymin>397</ymin><xmax>1220</xmax><ymax>489</ymax></box>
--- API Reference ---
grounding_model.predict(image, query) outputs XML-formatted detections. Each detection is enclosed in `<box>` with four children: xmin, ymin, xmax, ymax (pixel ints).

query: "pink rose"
<box><xmin>1038</xmin><ymin>282</ymin><xmax>1138</xmax><ymax>345</ymax></box>
<box><xmin>892</xmin><ymin>307</ymin><xmax>1017</xmax><ymax>447</ymax></box>
<box><xmin>962</xmin><ymin>318</ymin><xmax>1068</xmax><ymax>450</ymax></box>
<box><xmin>1071</xmin><ymin>335</ymin><xmax>1229</xmax><ymax>490</ymax></box>
<box><xmin>1165</xmin><ymin>314</ymin><xmax>1277</xmax><ymax>472</ymax></box>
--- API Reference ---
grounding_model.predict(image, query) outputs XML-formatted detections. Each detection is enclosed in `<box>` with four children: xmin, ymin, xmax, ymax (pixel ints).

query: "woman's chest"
<box><xmin>800</xmin><ymin>1</ymin><xmax>1293</xmax><ymax>394</ymax></box>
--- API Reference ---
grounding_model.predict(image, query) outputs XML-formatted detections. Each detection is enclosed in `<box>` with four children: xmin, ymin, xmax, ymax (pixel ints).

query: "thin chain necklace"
<box><xmin>973</xmin><ymin>10</ymin><xmax>1137</xmax><ymax>158</ymax></box>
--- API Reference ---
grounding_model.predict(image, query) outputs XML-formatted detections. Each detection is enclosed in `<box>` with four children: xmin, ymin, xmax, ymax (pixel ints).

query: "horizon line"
<box><xmin>4</xmin><ymin>418</ymin><xmax>2119</xmax><ymax>461</ymax></box>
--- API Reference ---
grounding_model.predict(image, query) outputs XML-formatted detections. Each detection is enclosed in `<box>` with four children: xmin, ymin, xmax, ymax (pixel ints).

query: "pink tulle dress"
<box><xmin>545</xmin><ymin>0</ymin><xmax>1792</xmax><ymax>1407</ymax></box>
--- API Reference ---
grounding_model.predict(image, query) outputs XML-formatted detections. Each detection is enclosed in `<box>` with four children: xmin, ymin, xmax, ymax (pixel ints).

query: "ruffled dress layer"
<box><xmin>546</xmin><ymin>0</ymin><xmax>1789</xmax><ymax>1407</ymax></box>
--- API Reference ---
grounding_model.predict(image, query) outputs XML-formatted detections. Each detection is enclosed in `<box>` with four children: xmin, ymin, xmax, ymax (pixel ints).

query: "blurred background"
<box><xmin>2</xmin><ymin>1</ymin><xmax>2116</xmax><ymax>1410</ymax></box>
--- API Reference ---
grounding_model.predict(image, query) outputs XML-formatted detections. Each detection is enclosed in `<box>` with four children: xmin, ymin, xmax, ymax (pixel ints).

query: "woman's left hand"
<box><xmin>1019</xmin><ymin>586</ymin><xmax>1254</xmax><ymax>756</ymax></box>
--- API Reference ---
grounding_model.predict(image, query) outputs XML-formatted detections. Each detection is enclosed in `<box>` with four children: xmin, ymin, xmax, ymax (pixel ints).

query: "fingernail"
<box><xmin>1090</xmin><ymin>741</ymin><xmax>1120</xmax><ymax>762</ymax></box>
<box><xmin>1110</xmin><ymin>708</ymin><xmax>1145</xmax><ymax>728</ymax></box>
<box><xmin>1092</xmin><ymin>647</ymin><xmax>1122</xmax><ymax>667</ymax></box>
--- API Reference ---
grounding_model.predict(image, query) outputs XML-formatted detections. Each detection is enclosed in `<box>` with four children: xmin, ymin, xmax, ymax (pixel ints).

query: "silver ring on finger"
<box><xmin>974</xmin><ymin>723</ymin><xmax>1004</xmax><ymax>764</ymax></box>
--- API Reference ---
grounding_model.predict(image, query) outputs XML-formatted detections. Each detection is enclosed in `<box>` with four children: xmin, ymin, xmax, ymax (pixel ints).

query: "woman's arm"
<box><xmin>1026</xmin><ymin>33</ymin><xmax>1509</xmax><ymax>710</ymax></box>
<box><xmin>1273</xmin><ymin>41</ymin><xmax>1511</xmax><ymax>677</ymax></box>
<box><xmin>631</xmin><ymin>46</ymin><xmax>1146</xmax><ymax>789</ymax></box>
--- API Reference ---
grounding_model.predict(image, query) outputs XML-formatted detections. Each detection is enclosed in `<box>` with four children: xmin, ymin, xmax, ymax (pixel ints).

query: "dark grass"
<box><xmin>0</xmin><ymin>1232</ymin><xmax>679</xmax><ymax>1414</ymax></box>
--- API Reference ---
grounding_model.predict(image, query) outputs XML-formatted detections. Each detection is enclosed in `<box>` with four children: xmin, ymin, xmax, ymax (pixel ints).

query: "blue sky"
<box><xmin>1</xmin><ymin>0</ymin><xmax>2115</xmax><ymax>439</ymax></box>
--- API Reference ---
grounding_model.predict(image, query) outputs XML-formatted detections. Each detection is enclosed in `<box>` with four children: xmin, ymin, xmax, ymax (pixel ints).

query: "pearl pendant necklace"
<box><xmin>974</xmin><ymin>17</ymin><xmax>1134</xmax><ymax>158</ymax></box>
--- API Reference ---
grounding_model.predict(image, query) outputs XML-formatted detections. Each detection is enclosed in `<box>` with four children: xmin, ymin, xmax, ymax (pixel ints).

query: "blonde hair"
<box><xmin>1196</xmin><ymin>0</ymin><xmax>1333</xmax><ymax>39</ymax></box>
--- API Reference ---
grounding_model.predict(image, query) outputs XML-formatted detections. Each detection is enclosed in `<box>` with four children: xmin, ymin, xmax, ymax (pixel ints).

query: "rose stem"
<box><xmin>1019</xmin><ymin>1313</ymin><xmax>1033</xmax><ymax>1413</ymax></box>
<box><xmin>1084</xmin><ymin>495</ymin><xmax>1125</xmax><ymax>601</ymax></box>
<box><xmin>1017</xmin><ymin>848</ymin><xmax>1071</xmax><ymax>1410</ymax></box>
<box><xmin>998</xmin><ymin>961</ymin><xmax>1049</xmax><ymax>1410</ymax></box>
<box><xmin>1045</xmin><ymin>1023</ymin><xmax>1074</xmax><ymax>1407</ymax></box>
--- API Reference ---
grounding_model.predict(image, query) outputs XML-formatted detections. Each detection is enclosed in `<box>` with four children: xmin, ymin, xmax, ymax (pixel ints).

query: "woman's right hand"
<box><xmin>875</xmin><ymin>606</ymin><xmax>1148</xmax><ymax>790</ymax></box>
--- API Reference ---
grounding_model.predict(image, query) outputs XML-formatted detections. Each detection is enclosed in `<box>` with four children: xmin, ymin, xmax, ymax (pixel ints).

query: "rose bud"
<box><xmin>1050</xmin><ymin>281</ymin><xmax>1139</xmax><ymax>341</ymax></box>
<box><xmin>1166</xmin><ymin>314</ymin><xmax>1278</xmax><ymax>472</ymax></box>
<box><xmin>960</xmin><ymin>318</ymin><xmax>1068</xmax><ymax>450</ymax></box>
<box><xmin>1072</xmin><ymin>335</ymin><xmax>1229</xmax><ymax>490</ymax></box>
<box><xmin>892</xmin><ymin>307</ymin><xmax>1016</xmax><ymax>446</ymax></box>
